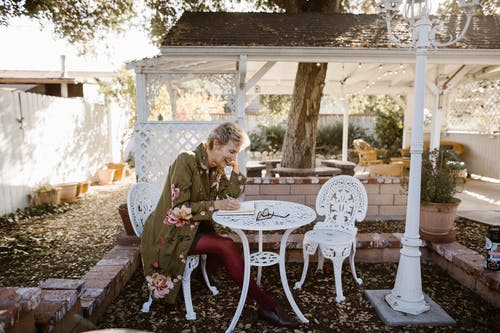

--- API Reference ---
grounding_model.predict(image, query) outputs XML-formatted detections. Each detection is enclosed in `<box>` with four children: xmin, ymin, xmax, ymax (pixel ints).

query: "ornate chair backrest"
<box><xmin>127</xmin><ymin>182</ymin><xmax>161</xmax><ymax>237</ymax></box>
<box><xmin>314</xmin><ymin>175</ymin><xmax>368</xmax><ymax>234</ymax></box>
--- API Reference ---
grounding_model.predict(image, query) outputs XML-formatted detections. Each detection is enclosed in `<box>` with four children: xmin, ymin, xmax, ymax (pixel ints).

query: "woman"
<box><xmin>140</xmin><ymin>122</ymin><xmax>298</xmax><ymax>328</ymax></box>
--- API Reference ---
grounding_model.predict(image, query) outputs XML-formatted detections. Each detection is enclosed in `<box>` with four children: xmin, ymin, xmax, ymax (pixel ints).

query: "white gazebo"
<box><xmin>127</xmin><ymin>10</ymin><xmax>500</xmax><ymax>327</ymax></box>
<box><xmin>127</xmin><ymin>12</ymin><xmax>500</xmax><ymax>187</ymax></box>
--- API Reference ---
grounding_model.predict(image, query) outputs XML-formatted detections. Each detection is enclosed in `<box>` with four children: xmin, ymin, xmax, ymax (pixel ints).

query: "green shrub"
<box><xmin>316</xmin><ymin>122</ymin><xmax>373</xmax><ymax>156</ymax></box>
<box><xmin>249</xmin><ymin>124</ymin><xmax>286</xmax><ymax>152</ymax></box>
<box><xmin>420</xmin><ymin>149</ymin><xmax>458</xmax><ymax>204</ymax></box>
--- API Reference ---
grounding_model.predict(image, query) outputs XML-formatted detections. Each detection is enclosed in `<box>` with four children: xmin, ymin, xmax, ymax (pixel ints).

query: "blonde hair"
<box><xmin>207</xmin><ymin>122</ymin><xmax>250</xmax><ymax>151</ymax></box>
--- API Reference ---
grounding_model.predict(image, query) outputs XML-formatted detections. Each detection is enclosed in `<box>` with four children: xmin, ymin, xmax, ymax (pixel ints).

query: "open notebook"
<box><xmin>217</xmin><ymin>201</ymin><xmax>255</xmax><ymax>216</ymax></box>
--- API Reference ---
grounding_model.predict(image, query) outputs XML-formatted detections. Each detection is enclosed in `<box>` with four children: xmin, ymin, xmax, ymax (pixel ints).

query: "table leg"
<box><xmin>225</xmin><ymin>228</ymin><xmax>251</xmax><ymax>333</ymax></box>
<box><xmin>257</xmin><ymin>230</ymin><xmax>263</xmax><ymax>286</ymax></box>
<box><xmin>279</xmin><ymin>228</ymin><xmax>309</xmax><ymax>323</ymax></box>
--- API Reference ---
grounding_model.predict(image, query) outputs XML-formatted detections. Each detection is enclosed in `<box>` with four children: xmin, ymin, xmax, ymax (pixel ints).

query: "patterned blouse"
<box><xmin>140</xmin><ymin>142</ymin><xmax>246</xmax><ymax>303</ymax></box>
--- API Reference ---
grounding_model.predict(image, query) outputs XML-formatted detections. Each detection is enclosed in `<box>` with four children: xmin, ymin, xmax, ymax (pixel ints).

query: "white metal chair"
<box><xmin>294</xmin><ymin>175</ymin><xmax>368</xmax><ymax>302</ymax></box>
<box><xmin>127</xmin><ymin>182</ymin><xmax>218</xmax><ymax>320</ymax></box>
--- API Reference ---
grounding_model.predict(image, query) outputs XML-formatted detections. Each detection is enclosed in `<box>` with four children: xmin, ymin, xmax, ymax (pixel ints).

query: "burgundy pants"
<box><xmin>192</xmin><ymin>233</ymin><xmax>277</xmax><ymax>310</ymax></box>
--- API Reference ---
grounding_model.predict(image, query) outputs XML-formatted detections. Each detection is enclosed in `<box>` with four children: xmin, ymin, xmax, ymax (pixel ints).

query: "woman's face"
<box><xmin>209</xmin><ymin>140</ymin><xmax>240</xmax><ymax>169</ymax></box>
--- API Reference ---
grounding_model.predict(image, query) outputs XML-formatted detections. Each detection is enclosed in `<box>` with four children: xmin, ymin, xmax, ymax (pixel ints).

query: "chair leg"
<box><xmin>141</xmin><ymin>293</ymin><xmax>153</xmax><ymax>313</ymax></box>
<box><xmin>316</xmin><ymin>249</ymin><xmax>325</xmax><ymax>274</ymax></box>
<box><xmin>294</xmin><ymin>247</ymin><xmax>311</xmax><ymax>290</ymax></box>
<box><xmin>200</xmin><ymin>254</ymin><xmax>219</xmax><ymax>295</ymax></box>
<box><xmin>332</xmin><ymin>256</ymin><xmax>346</xmax><ymax>303</ymax></box>
<box><xmin>349</xmin><ymin>243</ymin><xmax>363</xmax><ymax>285</ymax></box>
<box><xmin>183</xmin><ymin>255</ymin><xmax>200</xmax><ymax>320</ymax></box>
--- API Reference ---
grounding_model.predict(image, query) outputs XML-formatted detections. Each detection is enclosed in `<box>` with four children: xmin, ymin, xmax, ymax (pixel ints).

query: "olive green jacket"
<box><xmin>140</xmin><ymin>143</ymin><xmax>246</xmax><ymax>303</ymax></box>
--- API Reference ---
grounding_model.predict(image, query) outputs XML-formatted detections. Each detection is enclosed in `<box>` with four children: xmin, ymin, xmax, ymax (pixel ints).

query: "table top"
<box><xmin>213</xmin><ymin>200</ymin><xmax>316</xmax><ymax>231</ymax></box>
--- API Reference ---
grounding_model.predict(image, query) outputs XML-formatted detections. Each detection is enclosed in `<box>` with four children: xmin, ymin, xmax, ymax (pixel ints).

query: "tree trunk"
<box><xmin>281</xmin><ymin>62</ymin><xmax>328</xmax><ymax>168</ymax></box>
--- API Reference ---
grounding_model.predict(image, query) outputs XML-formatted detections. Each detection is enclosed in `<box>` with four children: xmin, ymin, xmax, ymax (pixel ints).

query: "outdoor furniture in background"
<box><xmin>213</xmin><ymin>200</ymin><xmax>317</xmax><ymax>333</ymax></box>
<box><xmin>399</xmin><ymin>140</ymin><xmax>465</xmax><ymax>158</ymax></box>
<box><xmin>127</xmin><ymin>182</ymin><xmax>219</xmax><ymax>320</ymax></box>
<box><xmin>367</xmin><ymin>162</ymin><xmax>405</xmax><ymax>177</ymax></box>
<box><xmin>269</xmin><ymin>166</ymin><xmax>341</xmax><ymax>177</ymax></box>
<box><xmin>246</xmin><ymin>159</ymin><xmax>281</xmax><ymax>177</ymax></box>
<box><xmin>261</xmin><ymin>158</ymin><xmax>281</xmax><ymax>169</ymax></box>
<box><xmin>352</xmin><ymin>139</ymin><xmax>388</xmax><ymax>166</ymax></box>
<box><xmin>245</xmin><ymin>161</ymin><xmax>266</xmax><ymax>177</ymax></box>
<box><xmin>389</xmin><ymin>156</ymin><xmax>411</xmax><ymax>169</ymax></box>
<box><xmin>320</xmin><ymin>159</ymin><xmax>356</xmax><ymax>176</ymax></box>
<box><xmin>294</xmin><ymin>175</ymin><xmax>368</xmax><ymax>302</ymax></box>
<box><xmin>398</xmin><ymin>141</ymin><xmax>467</xmax><ymax>180</ymax></box>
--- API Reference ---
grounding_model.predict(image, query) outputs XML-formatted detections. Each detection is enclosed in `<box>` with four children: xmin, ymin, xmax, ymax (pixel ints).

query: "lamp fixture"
<box><xmin>376</xmin><ymin>0</ymin><xmax>480</xmax><ymax>317</ymax></box>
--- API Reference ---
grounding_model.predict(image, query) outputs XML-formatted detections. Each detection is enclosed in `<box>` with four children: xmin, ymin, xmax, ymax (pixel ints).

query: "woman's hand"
<box><xmin>228</xmin><ymin>160</ymin><xmax>239</xmax><ymax>174</ymax></box>
<box><xmin>214</xmin><ymin>197</ymin><xmax>240</xmax><ymax>210</ymax></box>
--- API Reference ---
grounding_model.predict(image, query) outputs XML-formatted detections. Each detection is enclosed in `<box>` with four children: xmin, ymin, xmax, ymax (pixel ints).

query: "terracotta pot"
<box><xmin>107</xmin><ymin>162</ymin><xmax>127</xmax><ymax>182</ymax></box>
<box><xmin>76</xmin><ymin>182</ymin><xmax>82</xmax><ymax>197</ymax></box>
<box><xmin>80</xmin><ymin>181</ymin><xmax>90</xmax><ymax>194</ymax></box>
<box><xmin>118</xmin><ymin>203</ymin><xmax>136</xmax><ymax>236</ymax></box>
<box><xmin>420</xmin><ymin>199</ymin><xmax>461</xmax><ymax>236</ymax></box>
<box><xmin>56</xmin><ymin>183</ymin><xmax>79</xmax><ymax>203</ymax></box>
<box><xmin>97</xmin><ymin>169</ymin><xmax>115</xmax><ymax>185</ymax></box>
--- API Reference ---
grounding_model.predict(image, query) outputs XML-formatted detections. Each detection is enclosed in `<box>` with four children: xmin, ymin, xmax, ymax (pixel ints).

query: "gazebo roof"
<box><xmin>163</xmin><ymin>12</ymin><xmax>500</xmax><ymax>50</ymax></box>
<box><xmin>128</xmin><ymin>12</ymin><xmax>500</xmax><ymax>97</ymax></box>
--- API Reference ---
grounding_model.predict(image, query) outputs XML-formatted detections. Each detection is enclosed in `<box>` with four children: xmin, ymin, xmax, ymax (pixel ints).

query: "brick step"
<box><xmin>424</xmin><ymin>241</ymin><xmax>500</xmax><ymax>308</ymax></box>
<box><xmin>80</xmin><ymin>244</ymin><xmax>140</xmax><ymax>326</ymax></box>
<box><xmin>0</xmin><ymin>287</ymin><xmax>41</xmax><ymax>333</ymax></box>
<box><xmin>35</xmin><ymin>278</ymin><xmax>86</xmax><ymax>333</ymax></box>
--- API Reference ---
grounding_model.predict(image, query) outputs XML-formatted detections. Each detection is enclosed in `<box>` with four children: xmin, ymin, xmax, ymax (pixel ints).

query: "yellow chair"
<box><xmin>352</xmin><ymin>139</ymin><xmax>388</xmax><ymax>166</ymax></box>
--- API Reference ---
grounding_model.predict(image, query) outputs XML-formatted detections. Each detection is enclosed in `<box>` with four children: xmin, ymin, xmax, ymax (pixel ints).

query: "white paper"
<box><xmin>217</xmin><ymin>201</ymin><xmax>255</xmax><ymax>215</ymax></box>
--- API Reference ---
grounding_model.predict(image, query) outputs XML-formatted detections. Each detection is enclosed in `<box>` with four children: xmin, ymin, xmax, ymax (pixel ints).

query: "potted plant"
<box><xmin>31</xmin><ymin>184</ymin><xmax>61</xmax><ymax>206</ymax></box>
<box><xmin>419</xmin><ymin>148</ymin><xmax>461</xmax><ymax>243</ymax></box>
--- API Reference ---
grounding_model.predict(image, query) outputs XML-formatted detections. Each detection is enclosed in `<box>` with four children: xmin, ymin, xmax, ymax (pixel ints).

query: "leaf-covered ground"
<box><xmin>0</xmin><ymin>173</ymin><xmax>497</xmax><ymax>332</ymax></box>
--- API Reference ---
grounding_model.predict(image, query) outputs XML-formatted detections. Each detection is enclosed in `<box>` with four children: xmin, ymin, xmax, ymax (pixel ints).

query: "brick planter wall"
<box><xmin>245</xmin><ymin>176</ymin><xmax>407</xmax><ymax>220</ymax></box>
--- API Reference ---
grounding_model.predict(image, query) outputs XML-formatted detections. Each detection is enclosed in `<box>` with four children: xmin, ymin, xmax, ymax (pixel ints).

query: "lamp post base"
<box><xmin>385</xmin><ymin>292</ymin><xmax>430</xmax><ymax>315</ymax></box>
<box><xmin>365</xmin><ymin>290</ymin><xmax>455</xmax><ymax>326</ymax></box>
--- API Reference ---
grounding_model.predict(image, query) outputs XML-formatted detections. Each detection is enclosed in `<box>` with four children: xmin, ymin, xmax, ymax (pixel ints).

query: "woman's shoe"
<box><xmin>258</xmin><ymin>304</ymin><xmax>300</xmax><ymax>328</ymax></box>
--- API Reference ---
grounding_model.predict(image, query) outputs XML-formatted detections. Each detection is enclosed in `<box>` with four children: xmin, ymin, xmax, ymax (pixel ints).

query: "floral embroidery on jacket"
<box><xmin>211</xmin><ymin>170</ymin><xmax>223</xmax><ymax>192</ymax></box>
<box><xmin>146</xmin><ymin>273</ymin><xmax>181</xmax><ymax>298</ymax></box>
<box><xmin>164</xmin><ymin>205</ymin><xmax>192</xmax><ymax>227</ymax></box>
<box><xmin>171</xmin><ymin>184</ymin><xmax>180</xmax><ymax>202</ymax></box>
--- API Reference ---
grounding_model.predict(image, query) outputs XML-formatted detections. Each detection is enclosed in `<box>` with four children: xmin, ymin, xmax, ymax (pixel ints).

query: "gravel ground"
<box><xmin>0</xmin><ymin>173</ymin><xmax>498</xmax><ymax>332</ymax></box>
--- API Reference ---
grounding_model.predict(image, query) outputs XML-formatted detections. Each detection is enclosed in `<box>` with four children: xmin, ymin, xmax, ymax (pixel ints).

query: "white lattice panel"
<box><xmin>134</xmin><ymin>121</ymin><xmax>223</xmax><ymax>188</ymax></box>
<box><xmin>447</xmin><ymin>80</ymin><xmax>499</xmax><ymax>133</ymax></box>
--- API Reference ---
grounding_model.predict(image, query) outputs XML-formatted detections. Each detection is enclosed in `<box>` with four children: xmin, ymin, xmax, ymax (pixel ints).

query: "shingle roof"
<box><xmin>162</xmin><ymin>12</ymin><xmax>500</xmax><ymax>50</ymax></box>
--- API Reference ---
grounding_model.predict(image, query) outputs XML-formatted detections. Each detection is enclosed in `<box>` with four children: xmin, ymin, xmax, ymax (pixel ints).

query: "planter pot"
<box><xmin>56</xmin><ymin>183</ymin><xmax>79</xmax><ymax>203</ymax></box>
<box><xmin>118</xmin><ymin>203</ymin><xmax>136</xmax><ymax>236</ymax></box>
<box><xmin>420</xmin><ymin>198</ymin><xmax>461</xmax><ymax>243</ymax></box>
<box><xmin>33</xmin><ymin>189</ymin><xmax>61</xmax><ymax>206</ymax></box>
<box><xmin>107</xmin><ymin>162</ymin><xmax>127</xmax><ymax>182</ymax></box>
<box><xmin>80</xmin><ymin>181</ymin><xmax>90</xmax><ymax>194</ymax></box>
<box><xmin>76</xmin><ymin>182</ymin><xmax>82</xmax><ymax>197</ymax></box>
<box><xmin>97</xmin><ymin>169</ymin><xmax>115</xmax><ymax>185</ymax></box>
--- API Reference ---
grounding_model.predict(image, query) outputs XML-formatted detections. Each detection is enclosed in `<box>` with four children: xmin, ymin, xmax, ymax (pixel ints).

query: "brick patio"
<box><xmin>1</xmin><ymin>230</ymin><xmax>498</xmax><ymax>333</ymax></box>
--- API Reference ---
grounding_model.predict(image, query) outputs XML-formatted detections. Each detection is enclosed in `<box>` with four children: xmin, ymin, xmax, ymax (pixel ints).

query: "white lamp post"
<box><xmin>378</xmin><ymin>0</ymin><xmax>479</xmax><ymax>315</ymax></box>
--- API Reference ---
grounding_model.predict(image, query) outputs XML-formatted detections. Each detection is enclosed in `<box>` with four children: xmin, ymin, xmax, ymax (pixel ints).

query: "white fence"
<box><xmin>444</xmin><ymin>132</ymin><xmax>500</xmax><ymax>180</ymax></box>
<box><xmin>0</xmin><ymin>90</ymin><xmax>119</xmax><ymax>215</ymax></box>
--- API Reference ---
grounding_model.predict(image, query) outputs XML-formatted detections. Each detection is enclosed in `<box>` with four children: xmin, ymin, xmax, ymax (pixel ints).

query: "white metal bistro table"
<box><xmin>212</xmin><ymin>200</ymin><xmax>317</xmax><ymax>333</ymax></box>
